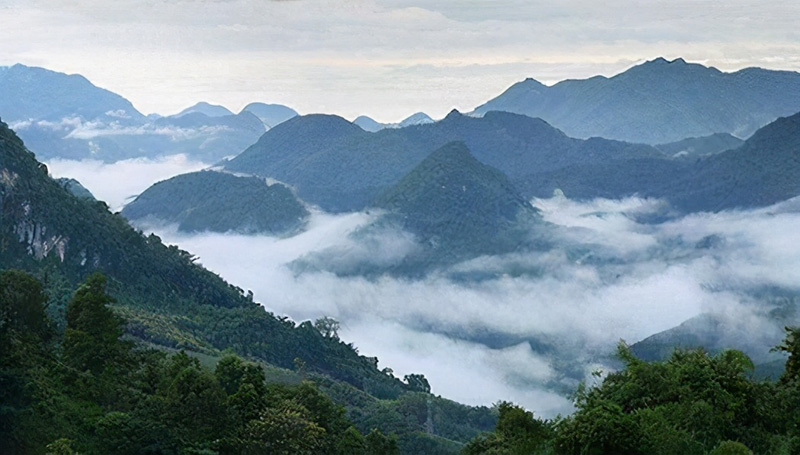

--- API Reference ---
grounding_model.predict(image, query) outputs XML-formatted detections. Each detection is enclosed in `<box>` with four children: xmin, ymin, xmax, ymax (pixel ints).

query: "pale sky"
<box><xmin>1</xmin><ymin>0</ymin><xmax>799</xmax><ymax>122</ymax></box>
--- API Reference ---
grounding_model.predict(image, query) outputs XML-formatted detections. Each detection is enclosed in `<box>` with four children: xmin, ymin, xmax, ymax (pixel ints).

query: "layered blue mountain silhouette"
<box><xmin>474</xmin><ymin>57</ymin><xmax>800</xmax><ymax>144</ymax></box>
<box><xmin>353</xmin><ymin>112</ymin><xmax>434</xmax><ymax>132</ymax></box>
<box><xmin>223</xmin><ymin>110</ymin><xmax>663</xmax><ymax>212</ymax></box>
<box><xmin>0</xmin><ymin>64</ymin><xmax>297</xmax><ymax>162</ymax></box>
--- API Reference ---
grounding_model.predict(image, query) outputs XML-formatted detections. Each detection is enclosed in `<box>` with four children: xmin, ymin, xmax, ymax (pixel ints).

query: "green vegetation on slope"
<box><xmin>373</xmin><ymin>141</ymin><xmax>544</xmax><ymax>269</ymax></box>
<box><xmin>462</xmin><ymin>335</ymin><xmax>800</xmax><ymax>455</ymax></box>
<box><xmin>0</xmin><ymin>119</ymin><xmax>497</xmax><ymax>454</ymax></box>
<box><xmin>0</xmin><ymin>270</ymin><xmax>400</xmax><ymax>455</ymax></box>
<box><xmin>0</xmin><ymin>118</ymin><xmax>398</xmax><ymax>392</ymax></box>
<box><xmin>121</xmin><ymin>170</ymin><xmax>309</xmax><ymax>235</ymax></box>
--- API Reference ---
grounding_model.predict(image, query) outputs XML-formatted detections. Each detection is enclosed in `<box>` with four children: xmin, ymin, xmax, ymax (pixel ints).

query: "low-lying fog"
<box><xmin>47</xmin><ymin>158</ymin><xmax>800</xmax><ymax>417</ymax></box>
<box><xmin>136</xmin><ymin>194</ymin><xmax>800</xmax><ymax>417</ymax></box>
<box><xmin>45</xmin><ymin>154</ymin><xmax>209</xmax><ymax>211</ymax></box>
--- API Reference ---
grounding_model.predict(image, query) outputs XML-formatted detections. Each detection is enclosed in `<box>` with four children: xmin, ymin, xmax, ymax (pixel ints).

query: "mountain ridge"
<box><xmin>474</xmin><ymin>57</ymin><xmax>800</xmax><ymax>143</ymax></box>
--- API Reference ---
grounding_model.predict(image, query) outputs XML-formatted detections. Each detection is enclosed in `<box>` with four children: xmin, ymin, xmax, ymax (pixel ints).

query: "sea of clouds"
<box><xmin>127</xmin><ymin>191</ymin><xmax>800</xmax><ymax>417</ymax></box>
<box><xmin>43</xmin><ymin>155</ymin><xmax>799</xmax><ymax>417</ymax></box>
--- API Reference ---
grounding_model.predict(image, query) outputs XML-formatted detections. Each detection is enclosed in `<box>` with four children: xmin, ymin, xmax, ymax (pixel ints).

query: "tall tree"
<box><xmin>63</xmin><ymin>273</ymin><xmax>127</xmax><ymax>375</ymax></box>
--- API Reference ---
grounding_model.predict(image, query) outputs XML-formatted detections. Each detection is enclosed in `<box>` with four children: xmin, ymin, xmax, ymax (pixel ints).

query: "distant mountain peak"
<box><xmin>175</xmin><ymin>101</ymin><xmax>234</xmax><ymax>118</ymax></box>
<box><xmin>475</xmin><ymin>58</ymin><xmax>800</xmax><ymax>143</ymax></box>
<box><xmin>399</xmin><ymin>112</ymin><xmax>434</xmax><ymax>127</ymax></box>
<box><xmin>353</xmin><ymin>115</ymin><xmax>384</xmax><ymax>132</ymax></box>
<box><xmin>522</xmin><ymin>77</ymin><xmax>546</xmax><ymax>86</ymax></box>
<box><xmin>373</xmin><ymin>141</ymin><xmax>538</xmax><ymax>262</ymax></box>
<box><xmin>444</xmin><ymin>109</ymin><xmax>463</xmax><ymax>119</ymax></box>
<box><xmin>241</xmin><ymin>103</ymin><xmax>298</xmax><ymax>129</ymax></box>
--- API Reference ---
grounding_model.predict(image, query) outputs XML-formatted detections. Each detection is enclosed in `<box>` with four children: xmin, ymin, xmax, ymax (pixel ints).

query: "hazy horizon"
<box><xmin>2</xmin><ymin>0</ymin><xmax>798</xmax><ymax>122</ymax></box>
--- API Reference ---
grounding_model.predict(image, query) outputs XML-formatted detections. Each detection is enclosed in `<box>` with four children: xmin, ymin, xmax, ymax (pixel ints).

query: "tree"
<box><xmin>63</xmin><ymin>273</ymin><xmax>127</xmax><ymax>375</ymax></box>
<box><xmin>0</xmin><ymin>269</ymin><xmax>50</xmax><ymax>341</ymax></box>
<box><xmin>336</xmin><ymin>426</ymin><xmax>366</xmax><ymax>455</ymax></box>
<box><xmin>232</xmin><ymin>403</ymin><xmax>326</xmax><ymax>455</ymax></box>
<box><xmin>773</xmin><ymin>326</ymin><xmax>800</xmax><ymax>384</ymax></box>
<box><xmin>709</xmin><ymin>440</ymin><xmax>752</xmax><ymax>455</ymax></box>
<box><xmin>404</xmin><ymin>373</ymin><xmax>431</xmax><ymax>393</ymax></box>
<box><xmin>365</xmin><ymin>428</ymin><xmax>398</xmax><ymax>455</ymax></box>
<box><xmin>462</xmin><ymin>402</ymin><xmax>553</xmax><ymax>455</ymax></box>
<box><xmin>0</xmin><ymin>270</ymin><xmax>52</xmax><ymax>454</ymax></box>
<box><xmin>314</xmin><ymin>316</ymin><xmax>340</xmax><ymax>339</ymax></box>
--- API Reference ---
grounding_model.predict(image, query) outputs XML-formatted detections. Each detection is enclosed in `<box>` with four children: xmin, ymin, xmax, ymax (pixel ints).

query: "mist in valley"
<box><xmin>105</xmin><ymin>156</ymin><xmax>800</xmax><ymax>417</ymax></box>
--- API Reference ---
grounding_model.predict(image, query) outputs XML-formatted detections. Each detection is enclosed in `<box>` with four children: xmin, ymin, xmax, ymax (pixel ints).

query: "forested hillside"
<box><xmin>0</xmin><ymin>119</ymin><xmax>498</xmax><ymax>454</ymax></box>
<box><xmin>462</xmin><ymin>337</ymin><xmax>800</xmax><ymax>455</ymax></box>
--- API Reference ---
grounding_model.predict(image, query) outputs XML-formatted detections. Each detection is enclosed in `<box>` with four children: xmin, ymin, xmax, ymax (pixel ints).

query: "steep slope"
<box><xmin>667</xmin><ymin>112</ymin><xmax>800</xmax><ymax>212</ymax></box>
<box><xmin>0</xmin><ymin>118</ymin><xmax>400</xmax><ymax>393</ymax></box>
<box><xmin>655</xmin><ymin>132</ymin><xmax>745</xmax><ymax>160</ymax></box>
<box><xmin>224</xmin><ymin>110</ymin><xmax>663</xmax><ymax>211</ymax></box>
<box><xmin>1</xmin><ymin>120</ymin><xmax>501</xmax><ymax>454</ymax></box>
<box><xmin>175</xmin><ymin>101</ymin><xmax>234</xmax><ymax>118</ymax></box>
<box><xmin>55</xmin><ymin>177</ymin><xmax>95</xmax><ymax>200</ymax></box>
<box><xmin>241</xmin><ymin>102</ymin><xmax>298</xmax><ymax>128</ymax></box>
<box><xmin>291</xmin><ymin>142</ymin><xmax>545</xmax><ymax>275</ymax></box>
<box><xmin>474</xmin><ymin>58</ymin><xmax>800</xmax><ymax>144</ymax></box>
<box><xmin>374</xmin><ymin>141</ymin><xmax>539</xmax><ymax>259</ymax></box>
<box><xmin>122</xmin><ymin>170</ymin><xmax>308</xmax><ymax>234</ymax></box>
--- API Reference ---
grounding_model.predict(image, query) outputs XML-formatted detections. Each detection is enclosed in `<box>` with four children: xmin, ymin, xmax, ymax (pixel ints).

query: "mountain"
<box><xmin>631</xmin><ymin>296</ymin><xmax>797</xmax><ymax>379</ymax></box>
<box><xmin>0</xmin><ymin>63</ymin><xmax>145</xmax><ymax>124</ymax></box>
<box><xmin>398</xmin><ymin>112</ymin><xmax>434</xmax><ymax>127</ymax></box>
<box><xmin>353</xmin><ymin>112</ymin><xmax>434</xmax><ymax>132</ymax></box>
<box><xmin>474</xmin><ymin>57</ymin><xmax>800</xmax><ymax>144</ymax></box>
<box><xmin>0</xmin><ymin>118</ymin><xmax>397</xmax><ymax>391</ymax></box>
<box><xmin>291</xmin><ymin>142</ymin><xmax>545</xmax><ymax>276</ymax></box>
<box><xmin>353</xmin><ymin>115</ymin><xmax>385</xmax><ymax>132</ymax></box>
<box><xmin>241</xmin><ymin>102</ymin><xmax>298</xmax><ymax>128</ymax></box>
<box><xmin>666</xmin><ymin>112</ymin><xmax>800</xmax><ymax>212</ymax></box>
<box><xmin>175</xmin><ymin>101</ymin><xmax>234</xmax><ymax>118</ymax></box>
<box><xmin>655</xmin><ymin>132</ymin><xmax>745</xmax><ymax>160</ymax></box>
<box><xmin>121</xmin><ymin>170</ymin><xmax>309</xmax><ymax>235</ymax></box>
<box><xmin>0</xmin><ymin>119</ymin><xmax>498</xmax><ymax>454</ymax></box>
<box><xmin>0</xmin><ymin>64</ymin><xmax>265</xmax><ymax>162</ymax></box>
<box><xmin>374</xmin><ymin>142</ymin><xmax>540</xmax><ymax>261</ymax></box>
<box><xmin>527</xmin><ymin>113</ymin><xmax>800</xmax><ymax>208</ymax></box>
<box><xmin>224</xmin><ymin>110</ymin><xmax>663</xmax><ymax>212</ymax></box>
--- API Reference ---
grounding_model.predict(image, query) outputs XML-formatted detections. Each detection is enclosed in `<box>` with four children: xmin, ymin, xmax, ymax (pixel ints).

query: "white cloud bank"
<box><xmin>45</xmin><ymin>154</ymin><xmax>209</xmax><ymax>210</ymax></box>
<box><xmin>132</xmin><ymin>195</ymin><xmax>800</xmax><ymax>417</ymax></box>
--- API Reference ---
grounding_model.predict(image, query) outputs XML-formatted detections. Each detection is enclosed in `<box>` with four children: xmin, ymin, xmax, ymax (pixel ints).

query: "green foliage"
<box><xmin>709</xmin><ymin>440</ymin><xmax>752</xmax><ymax>455</ymax></box>
<box><xmin>462</xmin><ymin>402</ymin><xmax>553</xmax><ymax>455</ymax></box>
<box><xmin>1</xmin><ymin>273</ymin><xmax>414</xmax><ymax>455</ymax></box>
<box><xmin>773</xmin><ymin>326</ymin><xmax>800</xmax><ymax>384</ymax></box>
<box><xmin>554</xmin><ymin>341</ymin><xmax>796</xmax><ymax>455</ymax></box>
<box><xmin>464</xmin><ymin>334</ymin><xmax>800</xmax><ymax>455</ymax></box>
<box><xmin>365</xmin><ymin>428</ymin><xmax>399</xmax><ymax>455</ymax></box>
<box><xmin>404</xmin><ymin>373</ymin><xmax>432</xmax><ymax>393</ymax></box>
<box><xmin>45</xmin><ymin>438</ymin><xmax>77</xmax><ymax>455</ymax></box>
<box><xmin>64</xmin><ymin>273</ymin><xmax>129</xmax><ymax>375</ymax></box>
<box><xmin>120</xmin><ymin>170</ymin><xmax>308</xmax><ymax>235</ymax></box>
<box><xmin>0</xmin><ymin>119</ymin><xmax>408</xmax><ymax>397</ymax></box>
<box><xmin>337</xmin><ymin>426</ymin><xmax>367</xmax><ymax>454</ymax></box>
